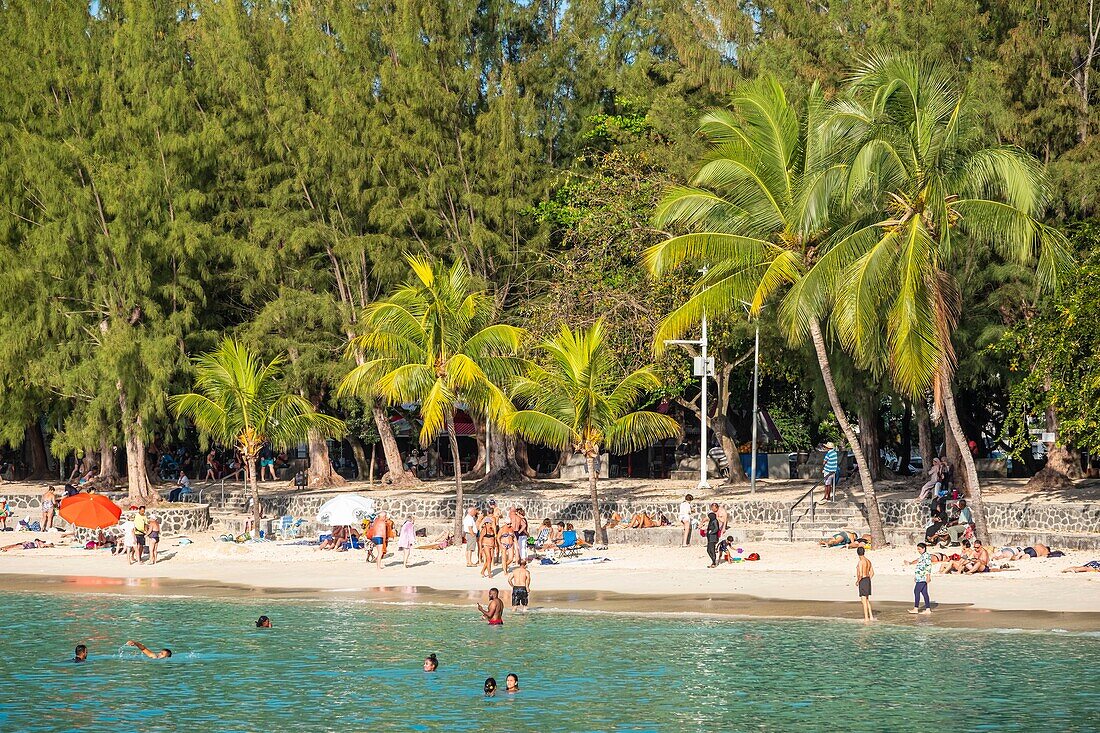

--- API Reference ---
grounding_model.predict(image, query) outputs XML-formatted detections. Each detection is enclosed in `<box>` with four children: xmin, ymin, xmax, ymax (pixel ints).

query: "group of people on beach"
<box><xmin>462</xmin><ymin>502</ymin><xmax>536</xmax><ymax>610</ymax></box>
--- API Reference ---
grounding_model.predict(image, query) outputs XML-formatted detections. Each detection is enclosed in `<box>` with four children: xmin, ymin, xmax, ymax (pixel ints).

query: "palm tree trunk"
<box><xmin>346</xmin><ymin>435</ymin><xmax>370</xmax><ymax>480</ymax></box>
<box><xmin>939</xmin><ymin>371</ymin><xmax>989</xmax><ymax>544</ymax></box>
<box><xmin>247</xmin><ymin>451</ymin><xmax>261</xmax><ymax>538</ymax></box>
<box><xmin>373</xmin><ymin>406</ymin><xmax>417</xmax><ymax>484</ymax></box>
<box><xmin>445</xmin><ymin>410</ymin><xmax>464</xmax><ymax>540</ymax></box>
<box><xmin>809</xmin><ymin>320</ymin><xmax>886</xmax><ymax>548</ymax></box>
<box><xmin>915</xmin><ymin>398</ymin><xmax>935</xmax><ymax>468</ymax></box>
<box><xmin>586</xmin><ymin>454</ymin><xmax>601</xmax><ymax>541</ymax></box>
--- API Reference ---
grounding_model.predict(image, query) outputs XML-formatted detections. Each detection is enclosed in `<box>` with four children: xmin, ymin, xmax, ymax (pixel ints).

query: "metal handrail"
<box><xmin>788</xmin><ymin>481</ymin><xmax>820</xmax><ymax>542</ymax></box>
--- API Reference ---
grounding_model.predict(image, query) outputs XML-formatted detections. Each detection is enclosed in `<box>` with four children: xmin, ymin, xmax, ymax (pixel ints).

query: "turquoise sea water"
<box><xmin>1</xmin><ymin>589</ymin><xmax>1097</xmax><ymax>732</ymax></box>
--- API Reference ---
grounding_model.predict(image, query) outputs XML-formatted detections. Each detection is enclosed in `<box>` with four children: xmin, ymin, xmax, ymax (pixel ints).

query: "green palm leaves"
<box><xmin>834</xmin><ymin>54</ymin><xmax>1073</xmax><ymax>396</ymax></box>
<box><xmin>171</xmin><ymin>339</ymin><xmax>345</xmax><ymax>457</ymax></box>
<box><xmin>510</xmin><ymin>321</ymin><xmax>680</xmax><ymax>534</ymax></box>
<box><xmin>338</xmin><ymin>255</ymin><xmax>525</xmax><ymax>445</ymax></box>
<box><xmin>645</xmin><ymin>76</ymin><xmax>851</xmax><ymax>346</ymax></box>
<box><xmin>170</xmin><ymin>339</ymin><xmax>345</xmax><ymax>533</ymax></box>
<box><xmin>510</xmin><ymin>321</ymin><xmax>682</xmax><ymax>457</ymax></box>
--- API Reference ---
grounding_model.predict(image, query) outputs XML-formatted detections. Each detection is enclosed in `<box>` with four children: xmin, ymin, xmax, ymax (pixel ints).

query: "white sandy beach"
<box><xmin>2</xmin><ymin>530</ymin><xmax>1098</xmax><ymax>616</ymax></box>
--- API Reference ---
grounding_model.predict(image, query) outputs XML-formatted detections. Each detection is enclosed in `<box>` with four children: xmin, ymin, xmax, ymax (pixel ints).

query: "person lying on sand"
<box><xmin>820</xmin><ymin>531</ymin><xmax>868</xmax><ymax>547</ymax></box>
<box><xmin>2</xmin><ymin>538</ymin><xmax>54</xmax><ymax>552</ymax></box>
<box><xmin>1063</xmin><ymin>561</ymin><xmax>1100</xmax><ymax>573</ymax></box>
<box><xmin>627</xmin><ymin>513</ymin><xmax>660</xmax><ymax>529</ymax></box>
<box><xmin>416</xmin><ymin>531</ymin><xmax>454</xmax><ymax>550</ymax></box>
<box><xmin>941</xmin><ymin>541</ymin><xmax>976</xmax><ymax>573</ymax></box>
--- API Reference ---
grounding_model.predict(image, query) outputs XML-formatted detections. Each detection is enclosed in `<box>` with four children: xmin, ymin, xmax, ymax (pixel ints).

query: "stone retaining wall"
<box><xmin>0</xmin><ymin>492</ymin><xmax>211</xmax><ymax>539</ymax></box>
<box><xmin>263</xmin><ymin>493</ymin><xmax>1100</xmax><ymax>536</ymax></box>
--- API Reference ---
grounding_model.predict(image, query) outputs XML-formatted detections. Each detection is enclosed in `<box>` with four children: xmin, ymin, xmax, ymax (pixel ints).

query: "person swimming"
<box><xmin>256</xmin><ymin>616</ymin><xmax>272</xmax><ymax>628</ymax></box>
<box><xmin>484</xmin><ymin>677</ymin><xmax>497</xmax><ymax>697</ymax></box>
<box><xmin>423</xmin><ymin>653</ymin><xmax>439</xmax><ymax>672</ymax></box>
<box><xmin>73</xmin><ymin>644</ymin><xmax>87</xmax><ymax>663</ymax></box>
<box><xmin>126</xmin><ymin>640</ymin><xmax>172</xmax><ymax>659</ymax></box>
<box><xmin>505</xmin><ymin>673</ymin><xmax>519</xmax><ymax>693</ymax></box>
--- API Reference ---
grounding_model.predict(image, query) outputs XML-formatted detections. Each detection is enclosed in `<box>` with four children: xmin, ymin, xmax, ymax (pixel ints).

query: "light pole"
<box><xmin>665</xmin><ymin>302</ymin><xmax>711</xmax><ymax>489</ymax></box>
<box><xmin>739</xmin><ymin>302</ymin><xmax>763</xmax><ymax>494</ymax></box>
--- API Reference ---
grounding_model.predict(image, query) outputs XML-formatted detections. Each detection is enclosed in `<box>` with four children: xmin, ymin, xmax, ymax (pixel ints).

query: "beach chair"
<box><xmin>276</xmin><ymin>516</ymin><xmax>304</xmax><ymax>540</ymax></box>
<box><xmin>554</xmin><ymin>530</ymin><xmax>582</xmax><ymax>559</ymax></box>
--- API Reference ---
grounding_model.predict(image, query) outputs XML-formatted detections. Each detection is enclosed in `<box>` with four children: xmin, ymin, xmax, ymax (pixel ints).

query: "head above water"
<box><xmin>256</xmin><ymin>616</ymin><xmax>272</xmax><ymax>628</ymax></box>
<box><xmin>484</xmin><ymin>677</ymin><xmax>497</xmax><ymax>695</ymax></box>
<box><xmin>506</xmin><ymin>673</ymin><xmax>519</xmax><ymax>691</ymax></box>
<box><xmin>424</xmin><ymin>653</ymin><xmax>438</xmax><ymax>672</ymax></box>
<box><xmin>74</xmin><ymin>644</ymin><xmax>87</xmax><ymax>661</ymax></box>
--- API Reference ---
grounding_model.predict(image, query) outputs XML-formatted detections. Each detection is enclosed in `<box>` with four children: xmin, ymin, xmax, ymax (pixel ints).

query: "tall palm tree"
<box><xmin>337</xmin><ymin>255</ymin><xmax>524</xmax><ymax>539</ymax></box>
<box><xmin>509</xmin><ymin>321</ymin><xmax>681</xmax><ymax>538</ymax></box>
<box><xmin>644</xmin><ymin>76</ymin><xmax>891</xmax><ymax>546</ymax></box>
<box><xmin>833</xmin><ymin>55</ymin><xmax>1073</xmax><ymax>542</ymax></box>
<box><xmin>170</xmin><ymin>340</ymin><xmax>345</xmax><ymax>536</ymax></box>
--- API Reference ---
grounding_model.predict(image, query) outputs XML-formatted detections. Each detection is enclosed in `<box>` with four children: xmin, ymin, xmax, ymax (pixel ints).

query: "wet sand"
<box><xmin>5</xmin><ymin>573</ymin><xmax>1099</xmax><ymax>633</ymax></box>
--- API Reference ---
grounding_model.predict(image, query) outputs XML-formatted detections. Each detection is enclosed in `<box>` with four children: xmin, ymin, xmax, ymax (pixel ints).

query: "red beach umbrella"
<box><xmin>59</xmin><ymin>493</ymin><xmax>123</xmax><ymax>529</ymax></box>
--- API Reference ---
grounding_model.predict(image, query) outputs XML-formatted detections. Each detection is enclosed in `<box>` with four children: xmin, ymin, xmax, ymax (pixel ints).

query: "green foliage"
<box><xmin>1003</xmin><ymin>224</ymin><xmax>1100</xmax><ymax>455</ymax></box>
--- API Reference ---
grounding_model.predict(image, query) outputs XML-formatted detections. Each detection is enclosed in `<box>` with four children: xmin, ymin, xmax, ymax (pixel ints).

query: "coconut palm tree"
<box><xmin>643</xmin><ymin>76</ymin><xmax>892</xmax><ymax>546</ymax></box>
<box><xmin>337</xmin><ymin>255</ymin><xmax>524</xmax><ymax>539</ymax></box>
<box><xmin>170</xmin><ymin>340</ymin><xmax>345</xmax><ymax>537</ymax></box>
<box><xmin>831</xmin><ymin>54</ymin><xmax>1073</xmax><ymax>542</ymax></box>
<box><xmin>509</xmin><ymin>321</ymin><xmax>681</xmax><ymax>538</ymax></box>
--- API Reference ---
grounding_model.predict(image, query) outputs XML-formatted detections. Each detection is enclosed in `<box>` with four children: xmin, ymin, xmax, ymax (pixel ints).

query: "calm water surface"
<box><xmin>1</xmin><ymin>590</ymin><xmax>1097</xmax><ymax>732</ymax></box>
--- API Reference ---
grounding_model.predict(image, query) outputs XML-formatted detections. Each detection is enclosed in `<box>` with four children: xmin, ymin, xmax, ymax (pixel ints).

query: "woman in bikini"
<box><xmin>497</xmin><ymin>521</ymin><xmax>517</xmax><ymax>575</ymax></box>
<box><xmin>479</xmin><ymin>518</ymin><xmax>498</xmax><ymax>578</ymax></box>
<box><xmin>40</xmin><ymin>487</ymin><xmax>57</xmax><ymax>531</ymax></box>
<box><xmin>147</xmin><ymin>515</ymin><xmax>162</xmax><ymax>565</ymax></box>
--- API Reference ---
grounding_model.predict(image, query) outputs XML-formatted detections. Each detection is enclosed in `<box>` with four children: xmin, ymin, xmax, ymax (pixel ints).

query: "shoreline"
<box><xmin>4</xmin><ymin>572</ymin><xmax>1100</xmax><ymax>632</ymax></box>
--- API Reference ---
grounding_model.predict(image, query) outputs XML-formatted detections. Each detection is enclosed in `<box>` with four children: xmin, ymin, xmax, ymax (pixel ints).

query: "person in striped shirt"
<box><xmin>822</xmin><ymin>442</ymin><xmax>839</xmax><ymax>501</ymax></box>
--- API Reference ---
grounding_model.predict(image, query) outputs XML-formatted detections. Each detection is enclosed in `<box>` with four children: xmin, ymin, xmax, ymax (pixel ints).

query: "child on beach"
<box><xmin>855</xmin><ymin>547</ymin><xmax>874</xmax><ymax>621</ymax></box>
<box><xmin>909</xmin><ymin>542</ymin><xmax>933</xmax><ymax>615</ymax></box>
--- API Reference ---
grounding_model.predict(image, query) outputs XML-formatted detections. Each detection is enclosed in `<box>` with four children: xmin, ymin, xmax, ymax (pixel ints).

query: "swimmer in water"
<box><xmin>423</xmin><ymin>653</ymin><xmax>438</xmax><ymax>672</ymax></box>
<box><xmin>126</xmin><ymin>640</ymin><xmax>172</xmax><ymax>659</ymax></box>
<box><xmin>505</xmin><ymin>673</ymin><xmax>519</xmax><ymax>693</ymax></box>
<box><xmin>255</xmin><ymin>616</ymin><xmax>272</xmax><ymax>628</ymax></box>
<box><xmin>484</xmin><ymin>677</ymin><xmax>497</xmax><ymax>697</ymax></box>
<box><xmin>74</xmin><ymin>644</ymin><xmax>87</xmax><ymax>663</ymax></box>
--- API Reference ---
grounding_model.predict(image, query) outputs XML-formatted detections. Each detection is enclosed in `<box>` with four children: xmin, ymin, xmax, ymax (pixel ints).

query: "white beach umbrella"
<box><xmin>315</xmin><ymin>494</ymin><xmax>377</xmax><ymax>526</ymax></box>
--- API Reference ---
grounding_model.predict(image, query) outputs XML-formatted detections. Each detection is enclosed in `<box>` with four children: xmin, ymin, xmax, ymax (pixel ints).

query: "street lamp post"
<box><xmin>665</xmin><ymin>312</ymin><xmax>711</xmax><ymax>490</ymax></box>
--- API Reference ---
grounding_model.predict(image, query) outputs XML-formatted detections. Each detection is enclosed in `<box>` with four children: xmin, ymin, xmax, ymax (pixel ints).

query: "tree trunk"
<box><xmin>943</xmin><ymin>417</ymin><xmax>969</xmax><ymax>493</ymax></box>
<box><xmin>24</xmin><ymin>422</ymin><xmax>50</xmax><ymax>479</ymax></box>
<box><xmin>369</xmin><ymin>443</ymin><xmax>376</xmax><ymax>487</ymax></box>
<box><xmin>99</xmin><ymin>436</ymin><xmax>119</xmax><ymax>484</ymax></box>
<box><xmin>117</xmin><ymin>382</ymin><xmax>153</xmax><ymax>502</ymax></box>
<box><xmin>1027</xmin><ymin>402</ymin><xmax>1083</xmax><ymax>489</ymax></box>
<box><xmin>445</xmin><ymin>411</ymin><xmax>465</xmax><ymax>540</ymax></box>
<box><xmin>347</xmin><ymin>435</ymin><xmax>370</xmax><ymax>480</ymax></box>
<box><xmin>512</xmin><ymin>437</ymin><xmax>537</xmax><ymax>478</ymax></box>
<box><xmin>586</xmin><ymin>454</ymin><xmax>601</xmax><ymax>541</ymax></box>
<box><xmin>123</xmin><ymin>426</ymin><xmax>153</xmax><ymax>502</ymax></box>
<box><xmin>712</xmin><ymin>415</ymin><xmax>749</xmax><ymax>484</ymax></box>
<box><xmin>915</xmin><ymin>398</ymin><xmax>935</xmax><ymax>470</ymax></box>
<box><xmin>1027</xmin><ymin>445</ymin><xmax>1082</xmax><ymax>489</ymax></box>
<box><xmin>481</xmin><ymin>423</ymin><xmax>529</xmax><ymax>489</ymax></box>
<box><xmin>898</xmin><ymin>399</ymin><xmax>912</xmax><ymax>475</ymax></box>
<box><xmin>373</xmin><ymin>406</ymin><xmax>417</xmax><ymax>485</ymax></box>
<box><xmin>856</xmin><ymin>393</ymin><xmax>881</xmax><ymax>482</ymax></box>
<box><xmin>466</xmin><ymin>418</ymin><xmax>486</xmax><ymax>479</ymax></box>
<box><xmin>808</xmin><ymin>320</ymin><xmax>886</xmax><ymax>548</ymax></box>
<box><xmin>247</xmin><ymin>451</ymin><xmax>261</xmax><ymax>538</ymax></box>
<box><xmin>306</xmin><ymin>428</ymin><xmax>347</xmax><ymax>488</ymax></box>
<box><xmin>939</xmin><ymin>371</ymin><xmax>989</xmax><ymax>544</ymax></box>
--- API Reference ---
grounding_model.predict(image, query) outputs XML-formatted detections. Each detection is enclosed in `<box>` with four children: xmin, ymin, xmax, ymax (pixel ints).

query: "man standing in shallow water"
<box><xmin>478</xmin><ymin>588</ymin><xmax>504</xmax><ymax>625</ymax></box>
<box><xmin>855</xmin><ymin>546</ymin><xmax>874</xmax><ymax>621</ymax></box>
<box><xmin>508</xmin><ymin>559</ymin><xmax>531</xmax><ymax>611</ymax></box>
<box><xmin>909</xmin><ymin>542</ymin><xmax>933</xmax><ymax>615</ymax></box>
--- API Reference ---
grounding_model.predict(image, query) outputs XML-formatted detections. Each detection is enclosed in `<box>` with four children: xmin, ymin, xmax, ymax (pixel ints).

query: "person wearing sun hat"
<box><xmin>822</xmin><ymin>442</ymin><xmax>839</xmax><ymax>502</ymax></box>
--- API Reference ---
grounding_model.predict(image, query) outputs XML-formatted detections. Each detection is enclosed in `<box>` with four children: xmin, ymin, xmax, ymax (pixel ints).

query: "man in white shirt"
<box><xmin>120</xmin><ymin>515</ymin><xmax>137</xmax><ymax>565</ymax></box>
<box><xmin>678</xmin><ymin>494</ymin><xmax>694</xmax><ymax>547</ymax></box>
<box><xmin>463</xmin><ymin>507</ymin><xmax>478</xmax><ymax>567</ymax></box>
